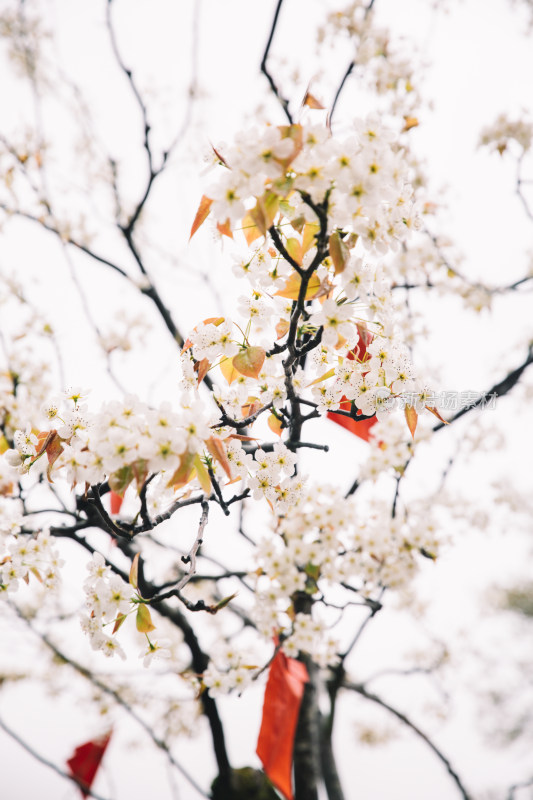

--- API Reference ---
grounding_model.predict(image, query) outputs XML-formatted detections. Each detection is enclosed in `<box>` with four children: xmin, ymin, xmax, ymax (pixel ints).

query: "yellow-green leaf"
<box><xmin>285</xmin><ymin>237</ymin><xmax>302</xmax><ymax>265</ymax></box>
<box><xmin>306</xmin><ymin>367</ymin><xmax>336</xmax><ymax>388</ymax></box>
<box><xmin>136</xmin><ymin>604</ymin><xmax>156</xmax><ymax>633</ymax></box>
<box><xmin>194</xmin><ymin>454</ymin><xmax>212</xmax><ymax>495</ymax></box>
<box><xmin>219</xmin><ymin>356</ymin><xmax>241</xmax><ymax>385</ymax></box>
<box><xmin>129</xmin><ymin>553</ymin><xmax>139</xmax><ymax>589</ymax></box>
<box><xmin>109</xmin><ymin>464</ymin><xmax>134</xmax><ymax>496</ymax></box>
<box><xmin>274</xmin><ymin>270</ymin><xmax>321</xmax><ymax>301</ymax></box>
<box><xmin>211</xmin><ymin>592</ymin><xmax>238</xmax><ymax>612</ymax></box>
<box><xmin>302</xmin><ymin>222</ymin><xmax>320</xmax><ymax>256</ymax></box>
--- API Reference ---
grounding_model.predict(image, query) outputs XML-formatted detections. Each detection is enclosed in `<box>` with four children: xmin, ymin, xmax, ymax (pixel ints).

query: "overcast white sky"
<box><xmin>1</xmin><ymin>0</ymin><xmax>532</xmax><ymax>798</ymax></box>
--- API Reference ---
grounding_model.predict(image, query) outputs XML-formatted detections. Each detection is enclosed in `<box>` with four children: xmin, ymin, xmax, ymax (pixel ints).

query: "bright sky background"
<box><xmin>0</xmin><ymin>0</ymin><xmax>532</xmax><ymax>798</ymax></box>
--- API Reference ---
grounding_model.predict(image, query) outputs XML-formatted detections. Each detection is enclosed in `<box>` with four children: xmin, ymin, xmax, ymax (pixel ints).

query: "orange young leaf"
<box><xmin>268</xmin><ymin>413</ymin><xmax>284</xmax><ymax>437</ymax></box>
<box><xmin>303</xmin><ymin>90</ymin><xmax>325</xmax><ymax>110</ymax></box>
<box><xmin>276</xmin><ymin>124</ymin><xmax>303</xmax><ymax>169</ymax></box>
<box><xmin>167</xmin><ymin>451</ymin><xmax>196</xmax><ymax>490</ymax></box>
<box><xmin>275</xmin><ymin>319</ymin><xmax>290</xmax><ymax>340</ymax></box>
<box><xmin>66</xmin><ymin>732</ymin><xmax>112</xmax><ymax>799</ymax></box>
<box><xmin>129</xmin><ymin>553</ymin><xmax>139</xmax><ymax>589</ymax></box>
<box><xmin>43</xmin><ymin>431</ymin><xmax>64</xmax><ymax>481</ymax></box>
<box><xmin>194</xmin><ymin>357</ymin><xmax>211</xmax><ymax>386</ymax></box>
<box><xmin>404</xmin><ymin>404</ymin><xmax>418</xmax><ymax>439</ymax></box>
<box><xmin>256</xmin><ymin>649</ymin><xmax>309</xmax><ymax>800</ymax></box>
<box><xmin>425</xmin><ymin>405</ymin><xmax>448</xmax><ymax>424</ymax></box>
<box><xmin>402</xmin><ymin>116</ymin><xmax>419</xmax><ymax>132</ymax></box>
<box><xmin>217</xmin><ymin>219</ymin><xmax>233</xmax><ymax>239</ymax></box>
<box><xmin>189</xmin><ymin>195</ymin><xmax>212</xmax><ymax>240</ymax></box>
<box><xmin>206</xmin><ymin>436</ymin><xmax>232</xmax><ymax>480</ymax></box>
<box><xmin>112</xmin><ymin>613</ymin><xmax>128</xmax><ymax>635</ymax></box>
<box><xmin>250</xmin><ymin>192</ymin><xmax>280</xmax><ymax>236</ymax></box>
<box><xmin>136</xmin><ymin>604</ymin><xmax>156</xmax><ymax>633</ymax></box>
<box><xmin>241</xmin><ymin>212</ymin><xmax>263</xmax><ymax>246</ymax></box>
<box><xmin>328</xmin><ymin>231</ymin><xmax>349</xmax><ymax>275</ymax></box>
<box><xmin>241</xmin><ymin>396</ymin><xmax>262</xmax><ymax>418</ymax></box>
<box><xmin>232</xmin><ymin>346</ymin><xmax>266</xmax><ymax>379</ymax></box>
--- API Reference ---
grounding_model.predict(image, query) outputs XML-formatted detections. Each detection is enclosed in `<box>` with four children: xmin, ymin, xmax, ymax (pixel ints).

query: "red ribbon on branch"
<box><xmin>66</xmin><ymin>730</ymin><xmax>112</xmax><ymax>798</ymax></box>
<box><xmin>256</xmin><ymin>649</ymin><xmax>309</xmax><ymax>800</ymax></box>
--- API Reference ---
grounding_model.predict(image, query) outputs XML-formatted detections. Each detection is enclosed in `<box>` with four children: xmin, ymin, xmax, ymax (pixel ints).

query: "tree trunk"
<box><xmin>293</xmin><ymin>655</ymin><xmax>320</xmax><ymax>800</ymax></box>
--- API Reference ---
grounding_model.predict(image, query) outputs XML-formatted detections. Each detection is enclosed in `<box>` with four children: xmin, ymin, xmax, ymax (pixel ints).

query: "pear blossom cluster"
<box><xmin>0</xmin><ymin>520</ymin><xmax>64</xmax><ymax>595</ymax></box>
<box><xmin>479</xmin><ymin>113</ymin><xmax>533</xmax><ymax>154</ymax></box>
<box><xmin>247</xmin><ymin>483</ymin><xmax>442</xmax><ymax>665</ymax></box>
<box><xmin>4</xmin><ymin>385</ymin><xmax>309</xmax><ymax>522</ymax></box>
<box><xmin>318</xmin><ymin>1</ymin><xmax>424</xmax><ymax>117</ymax></box>
<box><xmin>358</xmin><ymin>416</ymin><xmax>413</xmax><ymax>480</ymax></box>
<box><xmin>202</xmin><ymin>642</ymin><xmax>259</xmax><ymax>697</ymax></box>
<box><xmin>5</xmin><ymin>389</ymin><xmax>211</xmax><ymax>488</ymax></box>
<box><xmin>80</xmin><ymin>552</ymin><xmax>134</xmax><ymax>659</ymax></box>
<box><xmin>207</xmin><ymin>118</ymin><xmax>421</xmax><ymax>255</ymax></box>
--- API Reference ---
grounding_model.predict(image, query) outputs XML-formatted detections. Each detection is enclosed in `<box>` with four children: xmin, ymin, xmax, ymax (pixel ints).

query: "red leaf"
<box><xmin>256</xmin><ymin>650</ymin><xmax>308</xmax><ymax>800</ymax></box>
<box><xmin>110</xmin><ymin>491</ymin><xmax>123</xmax><ymax>515</ymax></box>
<box><xmin>327</xmin><ymin>397</ymin><xmax>377</xmax><ymax>441</ymax></box>
<box><xmin>66</xmin><ymin>731</ymin><xmax>112</xmax><ymax>798</ymax></box>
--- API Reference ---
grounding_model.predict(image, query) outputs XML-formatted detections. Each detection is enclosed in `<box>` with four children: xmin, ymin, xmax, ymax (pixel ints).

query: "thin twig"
<box><xmin>343</xmin><ymin>681</ymin><xmax>473</xmax><ymax>800</ymax></box>
<box><xmin>433</xmin><ymin>346</ymin><xmax>533</xmax><ymax>432</ymax></box>
<box><xmin>261</xmin><ymin>0</ymin><xmax>293</xmax><ymax>123</ymax></box>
